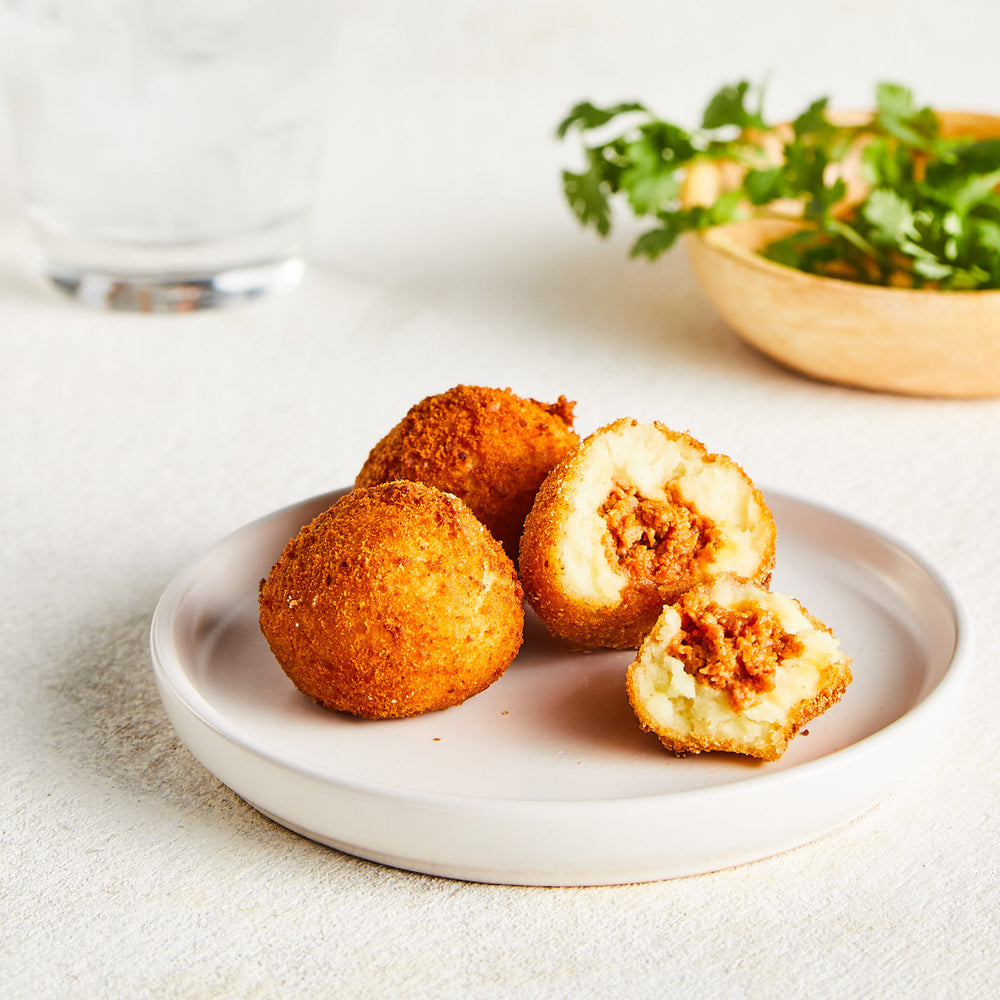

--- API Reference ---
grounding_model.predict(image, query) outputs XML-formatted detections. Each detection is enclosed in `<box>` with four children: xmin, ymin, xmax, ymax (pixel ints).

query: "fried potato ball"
<box><xmin>356</xmin><ymin>385</ymin><xmax>578</xmax><ymax>558</ymax></box>
<box><xmin>627</xmin><ymin>575</ymin><xmax>852</xmax><ymax>761</ymax></box>
<box><xmin>258</xmin><ymin>481</ymin><xmax>524</xmax><ymax>719</ymax></box>
<box><xmin>518</xmin><ymin>419</ymin><xmax>776</xmax><ymax>649</ymax></box>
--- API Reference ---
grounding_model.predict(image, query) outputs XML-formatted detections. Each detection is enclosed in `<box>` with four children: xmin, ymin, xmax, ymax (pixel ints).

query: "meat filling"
<box><xmin>600</xmin><ymin>482</ymin><xmax>716</xmax><ymax>589</ymax></box>
<box><xmin>667</xmin><ymin>592</ymin><xmax>805</xmax><ymax>712</ymax></box>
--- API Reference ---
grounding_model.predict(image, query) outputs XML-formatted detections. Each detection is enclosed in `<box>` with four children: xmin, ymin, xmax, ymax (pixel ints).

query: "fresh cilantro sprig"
<box><xmin>558</xmin><ymin>81</ymin><xmax>1000</xmax><ymax>290</ymax></box>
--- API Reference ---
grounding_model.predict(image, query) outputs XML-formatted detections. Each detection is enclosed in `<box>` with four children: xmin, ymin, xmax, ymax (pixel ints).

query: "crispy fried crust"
<box><xmin>518</xmin><ymin>419</ymin><xmax>776</xmax><ymax>649</ymax></box>
<box><xmin>258</xmin><ymin>481</ymin><xmax>524</xmax><ymax>719</ymax></box>
<box><xmin>356</xmin><ymin>385</ymin><xmax>578</xmax><ymax>558</ymax></box>
<box><xmin>626</xmin><ymin>577</ymin><xmax>852</xmax><ymax>761</ymax></box>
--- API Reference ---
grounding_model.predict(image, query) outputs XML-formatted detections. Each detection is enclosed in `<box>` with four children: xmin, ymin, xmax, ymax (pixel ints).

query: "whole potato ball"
<box><xmin>259</xmin><ymin>480</ymin><xmax>524</xmax><ymax>718</ymax></box>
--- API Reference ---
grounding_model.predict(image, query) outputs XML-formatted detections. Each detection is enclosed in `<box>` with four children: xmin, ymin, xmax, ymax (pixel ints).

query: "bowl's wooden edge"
<box><xmin>690</xmin><ymin>224</ymin><xmax>1000</xmax><ymax>302</ymax></box>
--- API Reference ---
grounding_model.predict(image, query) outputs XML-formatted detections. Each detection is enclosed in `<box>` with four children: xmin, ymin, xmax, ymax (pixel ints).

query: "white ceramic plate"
<box><xmin>150</xmin><ymin>488</ymin><xmax>972</xmax><ymax>886</ymax></box>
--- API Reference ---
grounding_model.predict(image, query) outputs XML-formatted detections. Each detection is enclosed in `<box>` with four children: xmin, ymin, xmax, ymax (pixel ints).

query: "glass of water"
<box><xmin>0</xmin><ymin>0</ymin><xmax>335</xmax><ymax>311</ymax></box>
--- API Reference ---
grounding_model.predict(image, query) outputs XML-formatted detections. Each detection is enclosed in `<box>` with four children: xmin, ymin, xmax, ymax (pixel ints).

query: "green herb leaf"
<box><xmin>700</xmin><ymin>81</ymin><xmax>766</xmax><ymax>131</ymax></box>
<box><xmin>561</xmin><ymin>163</ymin><xmax>613</xmax><ymax>237</ymax></box>
<box><xmin>874</xmin><ymin>82</ymin><xmax>940</xmax><ymax>150</ymax></box>
<box><xmin>555</xmin><ymin>100</ymin><xmax>648</xmax><ymax>139</ymax></box>
<box><xmin>860</xmin><ymin>135</ymin><xmax>914</xmax><ymax>189</ymax></box>
<box><xmin>743</xmin><ymin>166</ymin><xmax>788</xmax><ymax>205</ymax></box>
<box><xmin>619</xmin><ymin>122</ymin><xmax>696</xmax><ymax>215</ymax></box>
<box><xmin>630</xmin><ymin>223</ymin><xmax>684</xmax><ymax>259</ymax></box>
<box><xmin>862</xmin><ymin>188</ymin><xmax>918</xmax><ymax>244</ymax></box>
<box><xmin>875</xmin><ymin>82</ymin><xmax>917</xmax><ymax>122</ymax></box>
<box><xmin>792</xmin><ymin>98</ymin><xmax>831</xmax><ymax>139</ymax></box>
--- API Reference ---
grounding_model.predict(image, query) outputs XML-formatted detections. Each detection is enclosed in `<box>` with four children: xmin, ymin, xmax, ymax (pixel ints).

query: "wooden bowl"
<box><xmin>684</xmin><ymin>111</ymin><xmax>1000</xmax><ymax>398</ymax></box>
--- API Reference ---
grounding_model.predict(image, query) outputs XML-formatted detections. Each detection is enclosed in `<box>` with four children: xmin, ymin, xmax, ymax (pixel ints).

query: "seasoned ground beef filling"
<box><xmin>600</xmin><ymin>482</ymin><xmax>717</xmax><ymax>588</ymax></box>
<box><xmin>668</xmin><ymin>592</ymin><xmax>805</xmax><ymax>712</ymax></box>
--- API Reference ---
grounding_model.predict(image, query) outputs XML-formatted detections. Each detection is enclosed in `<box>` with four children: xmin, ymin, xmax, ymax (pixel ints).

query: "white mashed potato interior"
<box><xmin>630</xmin><ymin>579</ymin><xmax>848</xmax><ymax>756</ymax></box>
<box><xmin>558</xmin><ymin>422</ymin><xmax>770</xmax><ymax>605</ymax></box>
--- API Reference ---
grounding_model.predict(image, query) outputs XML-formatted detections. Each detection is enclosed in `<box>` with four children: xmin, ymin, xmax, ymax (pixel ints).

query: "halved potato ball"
<box><xmin>627</xmin><ymin>575</ymin><xmax>852</xmax><ymax>761</ymax></box>
<box><xmin>258</xmin><ymin>481</ymin><xmax>524</xmax><ymax>719</ymax></box>
<box><xmin>356</xmin><ymin>385</ymin><xmax>578</xmax><ymax>558</ymax></box>
<box><xmin>519</xmin><ymin>419</ymin><xmax>776</xmax><ymax>649</ymax></box>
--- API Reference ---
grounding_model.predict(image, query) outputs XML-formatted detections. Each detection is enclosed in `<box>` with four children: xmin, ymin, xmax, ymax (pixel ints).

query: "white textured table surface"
<box><xmin>3</xmin><ymin>2</ymin><xmax>999</xmax><ymax>997</ymax></box>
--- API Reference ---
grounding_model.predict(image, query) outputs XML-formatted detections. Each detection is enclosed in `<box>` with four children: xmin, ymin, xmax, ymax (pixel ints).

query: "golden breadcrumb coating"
<box><xmin>519</xmin><ymin>419</ymin><xmax>776</xmax><ymax>649</ymax></box>
<box><xmin>627</xmin><ymin>576</ymin><xmax>852</xmax><ymax>761</ymax></box>
<box><xmin>258</xmin><ymin>481</ymin><xmax>524</xmax><ymax>719</ymax></box>
<box><xmin>356</xmin><ymin>385</ymin><xmax>578</xmax><ymax>558</ymax></box>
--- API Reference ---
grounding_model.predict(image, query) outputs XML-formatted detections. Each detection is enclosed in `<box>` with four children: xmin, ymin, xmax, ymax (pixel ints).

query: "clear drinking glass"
<box><xmin>0</xmin><ymin>0</ymin><xmax>335</xmax><ymax>311</ymax></box>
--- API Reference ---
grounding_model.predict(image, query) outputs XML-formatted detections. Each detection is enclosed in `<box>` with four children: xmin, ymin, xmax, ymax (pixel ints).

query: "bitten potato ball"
<box><xmin>258</xmin><ymin>481</ymin><xmax>524</xmax><ymax>719</ymax></box>
<box><xmin>519</xmin><ymin>419</ymin><xmax>776</xmax><ymax>649</ymax></box>
<box><xmin>627</xmin><ymin>575</ymin><xmax>852</xmax><ymax>761</ymax></box>
<box><xmin>356</xmin><ymin>385</ymin><xmax>578</xmax><ymax>558</ymax></box>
